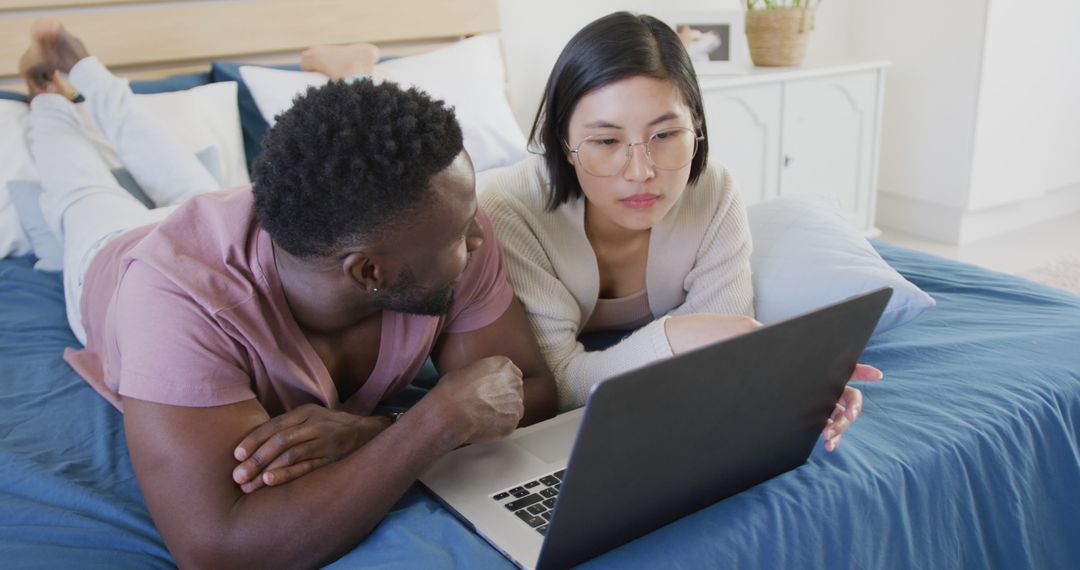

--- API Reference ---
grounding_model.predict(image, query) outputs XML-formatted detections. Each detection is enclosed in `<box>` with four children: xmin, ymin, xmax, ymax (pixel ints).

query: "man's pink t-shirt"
<box><xmin>64</xmin><ymin>187</ymin><xmax>513</xmax><ymax>417</ymax></box>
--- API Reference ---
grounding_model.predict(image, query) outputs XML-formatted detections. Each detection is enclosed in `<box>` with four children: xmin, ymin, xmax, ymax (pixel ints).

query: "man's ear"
<box><xmin>342</xmin><ymin>252</ymin><xmax>384</xmax><ymax>294</ymax></box>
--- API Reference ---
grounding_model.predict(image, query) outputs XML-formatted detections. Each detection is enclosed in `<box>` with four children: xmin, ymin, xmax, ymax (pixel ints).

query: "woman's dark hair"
<box><xmin>252</xmin><ymin>78</ymin><xmax>463</xmax><ymax>259</ymax></box>
<box><xmin>529</xmin><ymin>12</ymin><xmax>709</xmax><ymax>210</ymax></box>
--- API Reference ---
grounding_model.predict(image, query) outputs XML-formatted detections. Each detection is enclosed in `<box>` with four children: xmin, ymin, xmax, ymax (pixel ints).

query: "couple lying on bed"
<box><xmin>20</xmin><ymin>12</ymin><xmax>881</xmax><ymax>568</ymax></box>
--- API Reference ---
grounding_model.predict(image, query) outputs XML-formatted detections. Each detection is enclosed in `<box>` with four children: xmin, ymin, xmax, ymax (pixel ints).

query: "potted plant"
<box><xmin>745</xmin><ymin>0</ymin><xmax>820</xmax><ymax>67</ymax></box>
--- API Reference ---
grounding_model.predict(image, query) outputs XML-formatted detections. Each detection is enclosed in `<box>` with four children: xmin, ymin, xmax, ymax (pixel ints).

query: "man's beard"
<box><xmin>375</xmin><ymin>265</ymin><xmax>455</xmax><ymax>316</ymax></box>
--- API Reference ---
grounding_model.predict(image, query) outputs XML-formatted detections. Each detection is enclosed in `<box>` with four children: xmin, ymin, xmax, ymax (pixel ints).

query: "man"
<box><xmin>22</xmin><ymin>19</ymin><xmax>556</xmax><ymax>568</ymax></box>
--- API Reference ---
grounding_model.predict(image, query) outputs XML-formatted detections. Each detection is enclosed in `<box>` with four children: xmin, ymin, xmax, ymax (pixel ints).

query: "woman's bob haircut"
<box><xmin>528</xmin><ymin>11</ymin><xmax>710</xmax><ymax>211</ymax></box>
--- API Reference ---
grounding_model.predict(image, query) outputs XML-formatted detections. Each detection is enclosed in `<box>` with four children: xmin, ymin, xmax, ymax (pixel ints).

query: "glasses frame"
<box><xmin>567</xmin><ymin>126</ymin><xmax>704</xmax><ymax>177</ymax></box>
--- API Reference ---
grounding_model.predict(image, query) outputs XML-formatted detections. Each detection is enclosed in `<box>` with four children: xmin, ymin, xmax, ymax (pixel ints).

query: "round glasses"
<box><xmin>568</xmin><ymin>127</ymin><xmax>703</xmax><ymax>177</ymax></box>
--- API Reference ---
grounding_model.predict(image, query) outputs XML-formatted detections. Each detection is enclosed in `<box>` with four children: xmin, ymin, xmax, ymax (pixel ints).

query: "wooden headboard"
<box><xmin>0</xmin><ymin>0</ymin><xmax>500</xmax><ymax>91</ymax></box>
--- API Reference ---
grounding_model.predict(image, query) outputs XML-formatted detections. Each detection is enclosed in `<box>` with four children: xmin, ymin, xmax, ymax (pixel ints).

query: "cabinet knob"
<box><xmin>784</xmin><ymin>155</ymin><xmax>793</xmax><ymax>168</ymax></box>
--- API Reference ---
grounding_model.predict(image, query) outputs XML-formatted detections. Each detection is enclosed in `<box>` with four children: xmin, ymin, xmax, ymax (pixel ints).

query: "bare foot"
<box><xmin>18</xmin><ymin>18</ymin><xmax>87</xmax><ymax>99</ymax></box>
<box><xmin>300</xmin><ymin>43</ymin><xmax>380</xmax><ymax>80</ymax></box>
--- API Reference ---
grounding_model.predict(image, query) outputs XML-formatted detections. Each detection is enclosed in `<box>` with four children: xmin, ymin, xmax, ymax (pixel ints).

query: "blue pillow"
<box><xmin>0</xmin><ymin>71</ymin><xmax>211</xmax><ymax>105</ymax></box>
<box><xmin>130</xmin><ymin>71</ymin><xmax>212</xmax><ymax>94</ymax></box>
<box><xmin>210</xmin><ymin>62</ymin><xmax>300</xmax><ymax>170</ymax></box>
<box><xmin>7</xmin><ymin>145</ymin><xmax>221</xmax><ymax>272</ymax></box>
<box><xmin>0</xmin><ymin>90</ymin><xmax>27</xmax><ymax>103</ymax></box>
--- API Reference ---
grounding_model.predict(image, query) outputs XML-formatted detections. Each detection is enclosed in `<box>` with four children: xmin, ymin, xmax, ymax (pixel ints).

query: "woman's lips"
<box><xmin>620</xmin><ymin>193</ymin><xmax>660</xmax><ymax>209</ymax></box>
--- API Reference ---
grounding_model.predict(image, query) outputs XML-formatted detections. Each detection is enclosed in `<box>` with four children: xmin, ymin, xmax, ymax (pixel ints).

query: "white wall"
<box><xmin>968</xmin><ymin>1</ymin><xmax>1080</xmax><ymax>210</ymax></box>
<box><xmin>498</xmin><ymin>0</ymin><xmax>852</xmax><ymax>133</ymax></box>
<box><xmin>848</xmin><ymin>0</ymin><xmax>988</xmax><ymax>213</ymax></box>
<box><xmin>849</xmin><ymin>0</ymin><xmax>1080</xmax><ymax>243</ymax></box>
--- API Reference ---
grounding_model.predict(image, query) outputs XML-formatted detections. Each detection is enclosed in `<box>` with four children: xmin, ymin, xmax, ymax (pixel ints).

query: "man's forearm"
<box><xmin>223</xmin><ymin>409</ymin><xmax>458</xmax><ymax>567</ymax></box>
<box><xmin>129</xmin><ymin>397</ymin><xmax>468</xmax><ymax>570</ymax></box>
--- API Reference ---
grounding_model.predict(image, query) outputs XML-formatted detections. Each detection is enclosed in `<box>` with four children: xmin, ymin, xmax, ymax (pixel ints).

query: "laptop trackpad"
<box><xmin>514</xmin><ymin>417</ymin><xmax>579</xmax><ymax>464</ymax></box>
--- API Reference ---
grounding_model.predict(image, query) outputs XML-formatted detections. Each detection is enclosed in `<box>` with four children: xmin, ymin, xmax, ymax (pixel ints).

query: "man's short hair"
<box><xmin>252</xmin><ymin>78</ymin><xmax>464</xmax><ymax>259</ymax></box>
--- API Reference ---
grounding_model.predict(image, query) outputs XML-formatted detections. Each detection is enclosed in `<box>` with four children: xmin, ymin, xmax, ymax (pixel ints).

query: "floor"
<box><xmin>876</xmin><ymin>210</ymin><xmax>1080</xmax><ymax>276</ymax></box>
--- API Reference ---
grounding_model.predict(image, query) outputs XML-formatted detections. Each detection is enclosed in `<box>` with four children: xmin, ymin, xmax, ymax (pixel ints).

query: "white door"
<box><xmin>780</xmin><ymin>71</ymin><xmax>878</xmax><ymax>230</ymax></box>
<box><xmin>700</xmin><ymin>82</ymin><xmax>781</xmax><ymax>206</ymax></box>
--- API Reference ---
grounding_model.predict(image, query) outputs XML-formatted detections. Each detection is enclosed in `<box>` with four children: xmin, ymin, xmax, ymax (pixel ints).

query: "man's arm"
<box><xmin>433</xmin><ymin>296</ymin><xmax>557</xmax><ymax>426</ymax></box>
<box><xmin>232</xmin><ymin>298</ymin><xmax>554</xmax><ymax>492</ymax></box>
<box><xmin>123</xmin><ymin>356</ymin><xmax>522</xmax><ymax>569</ymax></box>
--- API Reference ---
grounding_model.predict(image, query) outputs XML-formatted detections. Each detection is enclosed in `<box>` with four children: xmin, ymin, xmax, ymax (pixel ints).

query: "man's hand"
<box><xmin>423</xmin><ymin>355</ymin><xmax>524</xmax><ymax>444</ymax></box>
<box><xmin>232</xmin><ymin>404</ymin><xmax>389</xmax><ymax>493</ymax></box>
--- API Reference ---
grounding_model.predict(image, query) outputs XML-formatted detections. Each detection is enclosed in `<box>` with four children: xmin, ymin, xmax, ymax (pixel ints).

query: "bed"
<box><xmin>3</xmin><ymin>243</ymin><xmax>1079</xmax><ymax>568</ymax></box>
<box><xmin>2</xmin><ymin>1</ymin><xmax>1080</xmax><ymax>568</ymax></box>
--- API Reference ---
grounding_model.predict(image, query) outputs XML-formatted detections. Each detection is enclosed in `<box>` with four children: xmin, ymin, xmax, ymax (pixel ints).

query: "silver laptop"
<box><xmin>420</xmin><ymin>287</ymin><xmax>892</xmax><ymax>569</ymax></box>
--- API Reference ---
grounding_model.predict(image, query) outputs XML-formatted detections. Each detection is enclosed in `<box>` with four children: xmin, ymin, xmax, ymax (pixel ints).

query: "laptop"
<box><xmin>419</xmin><ymin>287</ymin><xmax>892</xmax><ymax>569</ymax></box>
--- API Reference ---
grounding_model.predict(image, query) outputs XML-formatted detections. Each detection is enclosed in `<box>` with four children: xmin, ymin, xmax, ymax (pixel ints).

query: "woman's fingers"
<box><xmin>851</xmin><ymin>364</ymin><xmax>884</xmax><ymax>382</ymax></box>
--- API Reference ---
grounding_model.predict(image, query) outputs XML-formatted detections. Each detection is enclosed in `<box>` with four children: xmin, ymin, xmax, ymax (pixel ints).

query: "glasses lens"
<box><xmin>576</xmin><ymin>136</ymin><xmax>626</xmax><ymax>177</ymax></box>
<box><xmin>647</xmin><ymin>128</ymin><xmax>698</xmax><ymax>170</ymax></box>
<box><xmin>574</xmin><ymin>128</ymin><xmax>699</xmax><ymax>176</ymax></box>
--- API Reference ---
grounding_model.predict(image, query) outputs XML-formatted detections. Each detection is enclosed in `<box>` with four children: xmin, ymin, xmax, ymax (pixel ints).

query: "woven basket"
<box><xmin>745</xmin><ymin>6</ymin><xmax>817</xmax><ymax>67</ymax></box>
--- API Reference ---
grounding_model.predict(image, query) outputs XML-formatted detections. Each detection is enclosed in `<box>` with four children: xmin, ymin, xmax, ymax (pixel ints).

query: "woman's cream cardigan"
<box><xmin>478</xmin><ymin>156</ymin><xmax>754</xmax><ymax>410</ymax></box>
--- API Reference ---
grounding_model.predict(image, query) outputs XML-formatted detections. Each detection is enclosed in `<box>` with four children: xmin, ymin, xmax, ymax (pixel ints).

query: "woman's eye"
<box><xmin>589</xmin><ymin>138</ymin><xmax>619</xmax><ymax>146</ymax></box>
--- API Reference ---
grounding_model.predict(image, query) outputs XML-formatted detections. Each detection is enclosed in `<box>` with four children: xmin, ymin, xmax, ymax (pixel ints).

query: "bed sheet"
<box><xmin>1</xmin><ymin>242</ymin><xmax>1078</xmax><ymax>568</ymax></box>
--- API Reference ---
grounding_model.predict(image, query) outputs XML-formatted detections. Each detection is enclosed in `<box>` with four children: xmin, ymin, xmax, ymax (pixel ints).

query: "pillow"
<box><xmin>0</xmin><ymin>91</ymin><xmax>28</xmax><ymax>102</ymax></box>
<box><xmin>8</xmin><ymin>146</ymin><xmax>222</xmax><ymax>272</ymax></box>
<box><xmin>239</xmin><ymin>65</ymin><xmax>327</xmax><ymax>127</ymax></box>
<box><xmin>0</xmin><ymin>73</ymin><xmax>219</xmax><ymax>257</ymax></box>
<box><xmin>210</xmin><ymin>62</ymin><xmax>301</xmax><ymax>169</ymax></box>
<box><xmin>237</xmin><ymin>34</ymin><xmax>529</xmax><ymax>172</ymax></box>
<box><xmin>7</xmin><ymin>181</ymin><xmax>63</xmax><ymax>272</ymax></box>
<box><xmin>2</xmin><ymin>81</ymin><xmax>246</xmax><ymax>262</ymax></box>
<box><xmin>111</xmin><ymin>81</ymin><xmax>248</xmax><ymax>189</ymax></box>
<box><xmin>0</xmin><ymin>101</ymin><xmax>35</xmax><ymax>258</ymax></box>
<box><xmin>129</xmin><ymin>71</ymin><xmax>212</xmax><ymax>95</ymax></box>
<box><xmin>747</xmin><ymin>194</ymin><xmax>935</xmax><ymax>334</ymax></box>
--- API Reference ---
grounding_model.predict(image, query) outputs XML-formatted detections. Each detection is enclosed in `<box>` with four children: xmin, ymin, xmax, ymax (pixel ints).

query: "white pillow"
<box><xmin>1</xmin><ymin>82</ymin><xmax>249</xmax><ymax>260</ymax></box>
<box><xmin>241</xmin><ymin>66</ymin><xmax>328</xmax><ymax>125</ymax></box>
<box><xmin>0</xmin><ymin>101</ymin><xmax>34</xmax><ymax>258</ymax></box>
<box><xmin>748</xmin><ymin>194</ymin><xmax>935</xmax><ymax>334</ymax></box>
<box><xmin>240</xmin><ymin>34</ymin><xmax>529</xmax><ymax>172</ymax></box>
<box><xmin>84</xmin><ymin>81</ymin><xmax>250</xmax><ymax>189</ymax></box>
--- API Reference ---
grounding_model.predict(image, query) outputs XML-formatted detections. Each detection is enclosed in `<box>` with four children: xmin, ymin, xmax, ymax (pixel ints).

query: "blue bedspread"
<box><xmin>2</xmin><ymin>243</ymin><xmax>1079</xmax><ymax>569</ymax></box>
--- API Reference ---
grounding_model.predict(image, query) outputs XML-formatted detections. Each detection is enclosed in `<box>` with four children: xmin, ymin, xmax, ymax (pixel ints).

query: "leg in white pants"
<box><xmin>28</xmin><ymin>56</ymin><xmax>220</xmax><ymax>343</ymax></box>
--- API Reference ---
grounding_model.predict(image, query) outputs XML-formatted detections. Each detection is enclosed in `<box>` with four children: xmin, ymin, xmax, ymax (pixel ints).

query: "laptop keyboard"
<box><xmin>491</xmin><ymin>469</ymin><xmax>565</xmax><ymax>535</ymax></box>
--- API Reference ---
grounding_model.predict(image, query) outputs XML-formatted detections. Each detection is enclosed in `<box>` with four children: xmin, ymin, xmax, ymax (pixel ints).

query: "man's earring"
<box><xmin>372</xmin><ymin>287</ymin><xmax>378</xmax><ymax>293</ymax></box>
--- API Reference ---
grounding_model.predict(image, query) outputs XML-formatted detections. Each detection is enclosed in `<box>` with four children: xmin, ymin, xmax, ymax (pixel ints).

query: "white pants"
<box><xmin>27</xmin><ymin>56</ymin><xmax>220</xmax><ymax>343</ymax></box>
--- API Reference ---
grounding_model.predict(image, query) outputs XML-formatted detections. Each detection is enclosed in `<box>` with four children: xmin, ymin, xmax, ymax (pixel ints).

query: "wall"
<box><xmin>968</xmin><ymin>1</ymin><xmax>1080</xmax><ymax>210</ymax></box>
<box><xmin>498</xmin><ymin>0</ymin><xmax>853</xmax><ymax>133</ymax></box>
<box><xmin>850</xmin><ymin>0</ymin><xmax>1080</xmax><ymax>244</ymax></box>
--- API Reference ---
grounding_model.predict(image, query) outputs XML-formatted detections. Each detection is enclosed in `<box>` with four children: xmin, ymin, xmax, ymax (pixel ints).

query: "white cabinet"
<box><xmin>699</xmin><ymin>61</ymin><xmax>888</xmax><ymax>234</ymax></box>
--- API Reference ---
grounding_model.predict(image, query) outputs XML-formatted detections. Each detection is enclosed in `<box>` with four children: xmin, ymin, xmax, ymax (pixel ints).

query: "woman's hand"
<box><xmin>231</xmin><ymin>403</ymin><xmax>390</xmax><ymax>493</ymax></box>
<box><xmin>822</xmin><ymin>364</ymin><xmax>883</xmax><ymax>452</ymax></box>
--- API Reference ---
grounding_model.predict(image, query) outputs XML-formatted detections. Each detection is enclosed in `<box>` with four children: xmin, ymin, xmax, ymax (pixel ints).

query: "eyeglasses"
<box><xmin>567</xmin><ymin>127</ymin><xmax>703</xmax><ymax>177</ymax></box>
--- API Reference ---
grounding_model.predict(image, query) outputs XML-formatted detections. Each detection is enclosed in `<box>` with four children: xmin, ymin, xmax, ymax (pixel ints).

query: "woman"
<box><xmin>479</xmin><ymin>12</ymin><xmax>878</xmax><ymax>450</ymax></box>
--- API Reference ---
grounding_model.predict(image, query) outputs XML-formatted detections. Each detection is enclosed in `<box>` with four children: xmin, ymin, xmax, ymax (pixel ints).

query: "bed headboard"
<box><xmin>0</xmin><ymin>0</ymin><xmax>500</xmax><ymax>91</ymax></box>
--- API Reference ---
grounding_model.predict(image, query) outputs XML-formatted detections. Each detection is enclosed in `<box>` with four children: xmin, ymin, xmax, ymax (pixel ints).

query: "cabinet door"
<box><xmin>701</xmin><ymin>83</ymin><xmax>781</xmax><ymax>206</ymax></box>
<box><xmin>781</xmin><ymin>71</ymin><xmax>879</xmax><ymax>230</ymax></box>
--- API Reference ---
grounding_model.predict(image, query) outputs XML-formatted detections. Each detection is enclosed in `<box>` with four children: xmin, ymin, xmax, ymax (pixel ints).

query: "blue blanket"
<box><xmin>2</xmin><ymin>243</ymin><xmax>1079</xmax><ymax>568</ymax></box>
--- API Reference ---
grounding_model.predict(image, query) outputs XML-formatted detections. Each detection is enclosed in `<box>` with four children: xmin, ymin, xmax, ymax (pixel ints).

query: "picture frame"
<box><xmin>665</xmin><ymin>11</ymin><xmax>749</xmax><ymax>75</ymax></box>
